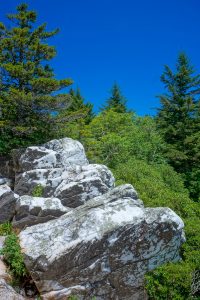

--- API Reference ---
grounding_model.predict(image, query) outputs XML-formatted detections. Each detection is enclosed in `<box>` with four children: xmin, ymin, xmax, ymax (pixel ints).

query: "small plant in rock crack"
<box><xmin>0</xmin><ymin>232</ymin><xmax>27</xmax><ymax>278</ymax></box>
<box><xmin>0</xmin><ymin>222</ymin><xmax>12</xmax><ymax>235</ymax></box>
<box><xmin>31</xmin><ymin>184</ymin><xmax>44</xmax><ymax>197</ymax></box>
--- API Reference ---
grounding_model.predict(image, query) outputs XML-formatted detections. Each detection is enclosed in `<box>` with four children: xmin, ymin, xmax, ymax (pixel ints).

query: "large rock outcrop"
<box><xmin>14</xmin><ymin>138</ymin><xmax>115</xmax><ymax>207</ymax></box>
<box><xmin>19</xmin><ymin>185</ymin><xmax>184</xmax><ymax>300</ymax></box>
<box><xmin>0</xmin><ymin>137</ymin><xmax>185</xmax><ymax>299</ymax></box>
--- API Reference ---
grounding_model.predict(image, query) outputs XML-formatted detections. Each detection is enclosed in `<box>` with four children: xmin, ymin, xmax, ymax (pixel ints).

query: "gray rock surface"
<box><xmin>0</xmin><ymin>279</ymin><xmax>25</xmax><ymax>300</ymax></box>
<box><xmin>0</xmin><ymin>237</ymin><xmax>10</xmax><ymax>283</ymax></box>
<box><xmin>54</xmin><ymin>164</ymin><xmax>114</xmax><ymax>208</ymax></box>
<box><xmin>0</xmin><ymin>177</ymin><xmax>6</xmax><ymax>185</ymax></box>
<box><xmin>0</xmin><ymin>236</ymin><xmax>6</xmax><ymax>252</ymax></box>
<box><xmin>13</xmin><ymin>196</ymin><xmax>70</xmax><ymax>229</ymax></box>
<box><xmin>17</xmin><ymin>138</ymin><xmax>89</xmax><ymax>173</ymax></box>
<box><xmin>14</xmin><ymin>138</ymin><xmax>115</xmax><ymax>208</ymax></box>
<box><xmin>19</xmin><ymin>184</ymin><xmax>185</xmax><ymax>300</ymax></box>
<box><xmin>0</xmin><ymin>185</ymin><xmax>19</xmax><ymax>224</ymax></box>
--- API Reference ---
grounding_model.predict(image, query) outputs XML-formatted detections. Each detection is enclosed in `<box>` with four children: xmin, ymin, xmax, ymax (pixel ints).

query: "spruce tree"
<box><xmin>101</xmin><ymin>83</ymin><xmax>127</xmax><ymax>113</ymax></box>
<box><xmin>0</xmin><ymin>3</ymin><xmax>72</xmax><ymax>154</ymax></box>
<box><xmin>69</xmin><ymin>88</ymin><xmax>94</xmax><ymax>123</ymax></box>
<box><xmin>156</xmin><ymin>53</ymin><xmax>200</xmax><ymax>200</ymax></box>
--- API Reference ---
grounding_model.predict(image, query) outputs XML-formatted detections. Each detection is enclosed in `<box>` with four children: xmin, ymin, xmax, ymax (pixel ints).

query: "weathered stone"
<box><xmin>0</xmin><ymin>236</ymin><xmax>10</xmax><ymax>283</ymax></box>
<box><xmin>0</xmin><ymin>236</ymin><xmax>6</xmax><ymax>252</ymax></box>
<box><xmin>19</xmin><ymin>185</ymin><xmax>184</xmax><ymax>299</ymax></box>
<box><xmin>0</xmin><ymin>156</ymin><xmax>15</xmax><ymax>188</ymax></box>
<box><xmin>17</xmin><ymin>138</ymin><xmax>89</xmax><ymax>173</ymax></box>
<box><xmin>0</xmin><ymin>260</ymin><xmax>10</xmax><ymax>282</ymax></box>
<box><xmin>54</xmin><ymin>164</ymin><xmax>115</xmax><ymax>207</ymax></box>
<box><xmin>14</xmin><ymin>168</ymin><xmax>63</xmax><ymax>196</ymax></box>
<box><xmin>0</xmin><ymin>185</ymin><xmax>19</xmax><ymax>224</ymax></box>
<box><xmin>0</xmin><ymin>177</ymin><xmax>6</xmax><ymax>185</ymax></box>
<box><xmin>14</xmin><ymin>140</ymin><xmax>115</xmax><ymax>207</ymax></box>
<box><xmin>0</xmin><ymin>279</ymin><xmax>25</xmax><ymax>300</ymax></box>
<box><xmin>13</xmin><ymin>196</ymin><xmax>70</xmax><ymax>229</ymax></box>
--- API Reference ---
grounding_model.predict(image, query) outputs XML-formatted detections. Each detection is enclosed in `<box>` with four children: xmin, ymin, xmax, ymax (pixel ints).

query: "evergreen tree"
<box><xmin>101</xmin><ymin>83</ymin><xmax>127</xmax><ymax>113</ymax></box>
<box><xmin>156</xmin><ymin>53</ymin><xmax>200</xmax><ymax>200</ymax></box>
<box><xmin>68</xmin><ymin>88</ymin><xmax>94</xmax><ymax>123</ymax></box>
<box><xmin>0</xmin><ymin>3</ymin><xmax>72</xmax><ymax>154</ymax></box>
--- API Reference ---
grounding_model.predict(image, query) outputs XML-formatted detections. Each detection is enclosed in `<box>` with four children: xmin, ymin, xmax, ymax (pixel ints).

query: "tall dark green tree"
<box><xmin>156</xmin><ymin>53</ymin><xmax>200</xmax><ymax>200</ymax></box>
<box><xmin>68</xmin><ymin>88</ymin><xmax>94</xmax><ymax>123</ymax></box>
<box><xmin>0</xmin><ymin>3</ymin><xmax>73</xmax><ymax>154</ymax></box>
<box><xmin>101</xmin><ymin>83</ymin><xmax>128</xmax><ymax>113</ymax></box>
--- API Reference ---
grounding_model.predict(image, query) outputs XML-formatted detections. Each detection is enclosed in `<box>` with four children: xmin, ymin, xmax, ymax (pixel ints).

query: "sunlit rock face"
<box><xmin>2</xmin><ymin>136</ymin><xmax>185</xmax><ymax>299</ymax></box>
<box><xmin>19</xmin><ymin>185</ymin><xmax>185</xmax><ymax>300</ymax></box>
<box><xmin>14</xmin><ymin>138</ymin><xmax>115</xmax><ymax>207</ymax></box>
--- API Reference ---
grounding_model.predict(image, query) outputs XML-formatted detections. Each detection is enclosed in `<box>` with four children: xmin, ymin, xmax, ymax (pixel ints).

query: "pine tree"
<box><xmin>156</xmin><ymin>53</ymin><xmax>200</xmax><ymax>200</ymax></box>
<box><xmin>68</xmin><ymin>88</ymin><xmax>94</xmax><ymax>123</ymax></box>
<box><xmin>101</xmin><ymin>83</ymin><xmax>127</xmax><ymax>113</ymax></box>
<box><xmin>0</xmin><ymin>3</ymin><xmax>73</xmax><ymax>154</ymax></box>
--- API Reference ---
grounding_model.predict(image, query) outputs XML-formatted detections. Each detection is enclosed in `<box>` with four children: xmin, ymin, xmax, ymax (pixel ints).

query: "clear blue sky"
<box><xmin>1</xmin><ymin>0</ymin><xmax>200</xmax><ymax>115</ymax></box>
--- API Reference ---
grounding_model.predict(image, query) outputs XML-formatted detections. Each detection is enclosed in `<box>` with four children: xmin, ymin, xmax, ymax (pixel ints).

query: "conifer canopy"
<box><xmin>0</xmin><ymin>3</ymin><xmax>73</xmax><ymax>153</ymax></box>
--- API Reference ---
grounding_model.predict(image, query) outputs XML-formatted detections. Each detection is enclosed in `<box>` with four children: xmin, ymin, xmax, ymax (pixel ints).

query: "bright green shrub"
<box><xmin>81</xmin><ymin>111</ymin><xmax>166</xmax><ymax>167</ymax></box>
<box><xmin>0</xmin><ymin>222</ymin><xmax>12</xmax><ymax>236</ymax></box>
<box><xmin>145</xmin><ymin>262</ymin><xmax>194</xmax><ymax>300</ymax></box>
<box><xmin>114</xmin><ymin>158</ymin><xmax>192</xmax><ymax>216</ymax></box>
<box><xmin>0</xmin><ymin>232</ymin><xmax>27</xmax><ymax>278</ymax></box>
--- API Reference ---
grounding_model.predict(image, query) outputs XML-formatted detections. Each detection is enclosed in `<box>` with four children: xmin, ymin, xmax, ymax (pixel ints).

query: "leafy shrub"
<box><xmin>114</xmin><ymin>158</ymin><xmax>192</xmax><ymax>215</ymax></box>
<box><xmin>0</xmin><ymin>222</ymin><xmax>12</xmax><ymax>235</ymax></box>
<box><xmin>145</xmin><ymin>262</ymin><xmax>194</xmax><ymax>300</ymax></box>
<box><xmin>0</xmin><ymin>232</ymin><xmax>27</xmax><ymax>278</ymax></box>
<box><xmin>31</xmin><ymin>184</ymin><xmax>44</xmax><ymax>197</ymax></box>
<box><xmin>81</xmin><ymin>111</ymin><xmax>166</xmax><ymax>167</ymax></box>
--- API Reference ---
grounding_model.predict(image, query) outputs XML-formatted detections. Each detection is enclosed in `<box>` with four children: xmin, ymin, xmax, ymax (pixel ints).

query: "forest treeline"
<box><xmin>0</xmin><ymin>4</ymin><xmax>199</xmax><ymax>299</ymax></box>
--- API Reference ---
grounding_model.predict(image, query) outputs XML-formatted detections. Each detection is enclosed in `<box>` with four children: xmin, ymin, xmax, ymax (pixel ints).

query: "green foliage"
<box><xmin>53</xmin><ymin>89</ymin><xmax>95</xmax><ymax>141</ymax></box>
<box><xmin>69</xmin><ymin>88</ymin><xmax>94</xmax><ymax>124</ymax></box>
<box><xmin>0</xmin><ymin>3</ymin><xmax>73</xmax><ymax>154</ymax></box>
<box><xmin>0</xmin><ymin>232</ymin><xmax>27</xmax><ymax>278</ymax></box>
<box><xmin>114</xmin><ymin>158</ymin><xmax>194</xmax><ymax>217</ymax></box>
<box><xmin>156</xmin><ymin>53</ymin><xmax>200</xmax><ymax>201</ymax></box>
<box><xmin>31</xmin><ymin>184</ymin><xmax>44</xmax><ymax>197</ymax></box>
<box><xmin>100</xmin><ymin>83</ymin><xmax>128</xmax><ymax>113</ymax></box>
<box><xmin>145</xmin><ymin>262</ymin><xmax>194</xmax><ymax>300</ymax></box>
<box><xmin>0</xmin><ymin>222</ymin><xmax>12</xmax><ymax>236</ymax></box>
<box><xmin>81</xmin><ymin>110</ymin><xmax>166</xmax><ymax>167</ymax></box>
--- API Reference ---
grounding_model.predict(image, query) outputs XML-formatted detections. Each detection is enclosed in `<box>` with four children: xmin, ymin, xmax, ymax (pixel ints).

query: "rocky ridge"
<box><xmin>0</xmin><ymin>137</ymin><xmax>185</xmax><ymax>299</ymax></box>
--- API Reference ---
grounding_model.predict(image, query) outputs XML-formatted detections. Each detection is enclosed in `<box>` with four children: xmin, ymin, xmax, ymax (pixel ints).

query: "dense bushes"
<box><xmin>1</xmin><ymin>233</ymin><xmax>27</xmax><ymax>278</ymax></box>
<box><xmin>0</xmin><ymin>223</ymin><xmax>27</xmax><ymax>279</ymax></box>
